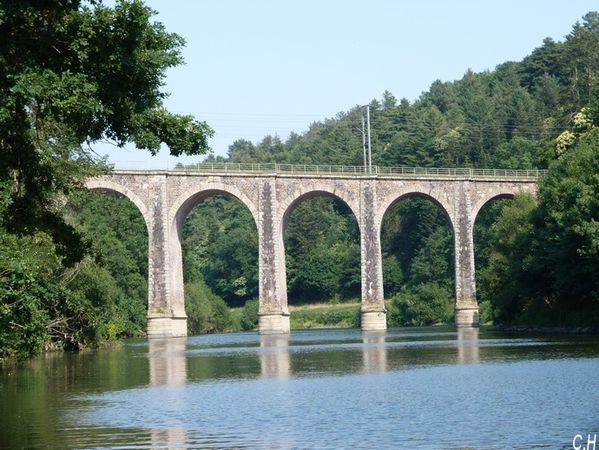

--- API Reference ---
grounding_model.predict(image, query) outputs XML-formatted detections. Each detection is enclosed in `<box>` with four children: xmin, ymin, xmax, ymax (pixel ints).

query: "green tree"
<box><xmin>476</xmin><ymin>194</ymin><xmax>537</xmax><ymax>323</ymax></box>
<box><xmin>388</xmin><ymin>283</ymin><xmax>453</xmax><ymax>326</ymax></box>
<box><xmin>240</xmin><ymin>298</ymin><xmax>259</xmax><ymax>331</ymax></box>
<box><xmin>185</xmin><ymin>279</ymin><xmax>234</xmax><ymax>334</ymax></box>
<box><xmin>562</xmin><ymin>13</ymin><xmax>599</xmax><ymax>108</ymax></box>
<box><xmin>0</xmin><ymin>0</ymin><xmax>212</xmax><ymax>260</ymax></box>
<box><xmin>69</xmin><ymin>191</ymin><xmax>148</xmax><ymax>334</ymax></box>
<box><xmin>530</xmin><ymin>128</ymin><xmax>599</xmax><ymax>321</ymax></box>
<box><xmin>284</xmin><ymin>198</ymin><xmax>361</xmax><ymax>303</ymax></box>
<box><xmin>182</xmin><ymin>196</ymin><xmax>259</xmax><ymax>307</ymax></box>
<box><xmin>0</xmin><ymin>0</ymin><xmax>212</xmax><ymax>360</ymax></box>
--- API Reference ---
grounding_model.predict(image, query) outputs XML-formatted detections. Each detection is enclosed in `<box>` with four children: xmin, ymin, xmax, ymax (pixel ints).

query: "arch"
<box><xmin>166</xmin><ymin>183</ymin><xmax>260</xmax><ymax>322</ymax></box>
<box><xmin>471</xmin><ymin>182</ymin><xmax>538</xmax><ymax>225</ymax></box>
<box><xmin>471</xmin><ymin>192</ymin><xmax>521</xmax><ymax>325</ymax></box>
<box><xmin>278</xmin><ymin>189</ymin><xmax>361</xmax><ymax>237</ymax></box>
<box><xmin>472</xmin><ymin>193</ymin><xmax>515</xmax><ymax>226</ymax></box>
<box><xmin>85</xmin><ymin>178</ymin><xmax>150</xmax><ymax>232</ymax></box>
<box><xmin>278</xmin><ymin>188</ymin><xmax>362</xmax><ymax>308</ymax></box>
<box><xmin>169</xmin><ymin>183</ymin><xmax>259</xmax><ymax>234</ymax></box>
<box><xmin>378</xmin><ymin>192</ymin><xmax>455</xmax><ymax>236</ymax></box>
<box><xmin>378</xmin><ymin>190</ymin><xmax>457</xmax><ymax>312</ymax></box>
<box><xmin>81</xmin><ymin>178</ymin><xmax>151</xmax><ymax>331</ymax></box>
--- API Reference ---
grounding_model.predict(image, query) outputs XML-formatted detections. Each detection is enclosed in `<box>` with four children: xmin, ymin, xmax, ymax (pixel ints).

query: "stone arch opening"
<box><xmin>280</xmin><ymin>190</ymin><xmax>361</xmax><ymax>235</ymax></box>
<box><xmin>472</xmin><ymin>192</ymin><xmax>518</xmax><ymax>325</ymax></box>
<box><xmin>74</xmin><ymin>187</ymin><xmax>150</xmax><ymax>334</ymax></box>
<box><xmin>472</xmin><ymin>193</ymin><xmax>514</xmax><ymax>226</ymax></box>
<box><xmin>85</xmin><ymin>180</ymin><xmax>150</xmax><ymax>230</ymax></box>
<box><xmin>379</xmin><ymin>192</ymin><xmax>454</xmax><ymax>237</ymax></box>
<box><xmin>170</xmin><ymin>189</ymin><xmax>260</xmax><ymax>335</ymax></box>
<box><xmin>280</xmin><ymin>191</ymin><xmax>361</xmax><ymax>324</ymax></box>
<box><xmin>379</xmin><ymin>193</ymin><xmax>456</xmax><ymax>327</ymax></box>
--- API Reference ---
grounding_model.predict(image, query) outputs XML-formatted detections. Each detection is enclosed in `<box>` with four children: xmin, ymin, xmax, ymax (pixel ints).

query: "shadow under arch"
<box><xmin>167</xmin><ymin>187</ymin><xmax>260</xmax><ymax>328</ymax></box>
<box><xmin>279</xmin><ymin>189</ymin><xmax>362</xmax><ymax>311</ymax></box>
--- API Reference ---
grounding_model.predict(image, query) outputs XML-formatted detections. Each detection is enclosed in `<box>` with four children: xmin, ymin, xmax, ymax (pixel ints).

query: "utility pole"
<box><xmin>366</xmin><ymin>105</ymin><xmax>372</xmax><ymax>173</ymax></box>
<box><xmin>361</xmin><ymin>115</ymin><xmax>367</xmax><ymax>173</ymax></box>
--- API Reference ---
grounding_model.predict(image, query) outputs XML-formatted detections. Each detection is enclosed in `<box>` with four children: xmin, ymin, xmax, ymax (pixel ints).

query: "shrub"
<box><xmin>185</xmin><ymin>279</ymin><xmax>234</xmax><ymax>334</ymax></box>
<box><xmin>240</xmin><ymin>298</ymin><xmax>259</xmax><ymax>331</ymax></box>
<box><xmin>387</xmin><ymin>283</ymin><xmax>454</xmax><ymax>326</ymax></box>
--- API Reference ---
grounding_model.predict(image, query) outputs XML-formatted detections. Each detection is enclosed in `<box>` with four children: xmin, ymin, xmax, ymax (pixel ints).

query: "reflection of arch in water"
<box><xmin>260</xmin><ymin>335</ymin><xmax>290</xmax><ymax>379</ymax></box>
<box><xmin>362</xmin><ymin>332</ymin><xmax>388</xmax><ymax>374</ymax></box>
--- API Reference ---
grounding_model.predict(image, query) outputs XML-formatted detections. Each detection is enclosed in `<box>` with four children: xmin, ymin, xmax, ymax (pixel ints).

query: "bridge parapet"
<box><xmin>164</xmin><ymin>162</ymin><xmax>546</xmax><ymax>180</ymax></box>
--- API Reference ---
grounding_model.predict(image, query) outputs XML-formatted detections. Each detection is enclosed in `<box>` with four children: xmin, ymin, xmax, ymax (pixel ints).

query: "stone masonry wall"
<box><xmin>87</xmin><ymin>171</ymin><xmax>538</xmax><ymax>336</ymax></box>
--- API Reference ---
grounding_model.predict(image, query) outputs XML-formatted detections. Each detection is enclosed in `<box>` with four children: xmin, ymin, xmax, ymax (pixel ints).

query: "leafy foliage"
<box><xmin>182</xmin><ymin>197</ymin><xmax>258</xmax><ymax>307</ymax></box>
<box><xmin>0</xmin><ymin>0</ymin><xmax>212</xmax><ymax>259</ymax></box>
<box><xmin>0</xmin><ymin>0</ymin><xmax>211</xmax><ymax>361</ymax></box>
<box><xmin>240</xmin><ymin>298</ymin><xmax>259</xmax><ymax>331</ymax></box>
<box><xmin>185</xmin><ymin>279</ymin><xmax>236</xmax><ymax>334</ymax></box>
<box><xmin>387</xmin><ymin>283</ymin><xmax>454</xmax><ymax>326</ymax></box>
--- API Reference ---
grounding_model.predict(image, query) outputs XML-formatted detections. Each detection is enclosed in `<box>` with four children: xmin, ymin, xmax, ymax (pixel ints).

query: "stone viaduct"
<box><xmin>85</xmin><ymin>164</ymin><xmax>541</xmax><ymax>337</ymax></box>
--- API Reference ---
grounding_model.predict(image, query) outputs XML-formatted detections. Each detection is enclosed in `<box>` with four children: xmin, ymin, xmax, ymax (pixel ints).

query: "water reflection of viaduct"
<box><xmin>147</xmin><ymin>330</ymin><xmax>481</xmax><ymax>384</ymax></box>
<box><xmin>86</xmin><ymin>166</ymin><xmax>539</xmax><ymax>337</ymax></box>
<box><xmin>147</xmin><ymin>330</ymin><xmax>480</xmax><ymax>448</ymax></box>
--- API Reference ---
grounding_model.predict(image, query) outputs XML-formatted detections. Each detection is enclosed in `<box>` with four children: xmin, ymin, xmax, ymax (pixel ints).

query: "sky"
<box><xmin>93</xmin><ymin>0</ymin><xmax>596</xmax><ymax>169</ymax></box>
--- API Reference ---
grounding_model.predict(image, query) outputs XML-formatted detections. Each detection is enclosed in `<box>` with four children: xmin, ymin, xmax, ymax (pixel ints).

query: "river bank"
<box><xmin>493</xmin><ymin>324</ymin><xmax>599</xmax><ymax>335</ymax></box>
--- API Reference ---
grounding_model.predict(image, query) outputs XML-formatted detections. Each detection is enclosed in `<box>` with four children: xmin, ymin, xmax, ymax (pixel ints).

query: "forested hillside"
<box><xmin>180</xmin><ymin>12</ymin><xmax>599</xmax><ymax>328</ymax></box>
<box><xmin>2</xmin><ymin>8</ymin><xmax>599</xmax><ymax>362</ymax></box>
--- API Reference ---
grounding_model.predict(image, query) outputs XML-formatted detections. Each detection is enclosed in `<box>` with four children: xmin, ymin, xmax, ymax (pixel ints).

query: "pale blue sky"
<box><xmin>94</xmin><ymin>0</ymin><xmax>596</xmax><ymax>169</ymax></box>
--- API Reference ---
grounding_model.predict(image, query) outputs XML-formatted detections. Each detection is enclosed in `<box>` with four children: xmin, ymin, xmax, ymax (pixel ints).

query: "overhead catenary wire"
<box><xmin>178</xmin><ymin>108</ymin><xmax>573</xmax><ymax>138</ymax></box>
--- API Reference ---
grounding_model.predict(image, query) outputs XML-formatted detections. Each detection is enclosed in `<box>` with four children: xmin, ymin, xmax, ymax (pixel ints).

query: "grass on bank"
<box><xmin>289</xmin><ymin>302</ymin><xmax>361</xmax><ymax>329</ymax></box>
<box><xmin>229</xmin><ymin>301</ymin><xmax>362</xmax><ymax>331</ymax></box>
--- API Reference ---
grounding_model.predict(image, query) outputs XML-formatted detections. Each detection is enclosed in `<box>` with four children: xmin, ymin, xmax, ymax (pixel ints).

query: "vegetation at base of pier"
<box><xmin>1</xmin><ymin>4</ymin><xmax>599</xmax><ymax>362</ymax></box>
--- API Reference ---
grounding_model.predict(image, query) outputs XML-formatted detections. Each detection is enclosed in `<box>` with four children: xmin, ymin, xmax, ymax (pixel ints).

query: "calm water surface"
<box><xmin>1</xmin><ymin>327</ymin><xmax>599</xmax><ymax>449</ymax></box>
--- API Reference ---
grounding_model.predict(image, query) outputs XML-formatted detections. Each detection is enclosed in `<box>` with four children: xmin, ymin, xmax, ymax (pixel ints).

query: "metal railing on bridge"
<box><xmin>170</xmin><ymin>162</ymin><xmax>546</xmax><ymax>179</ymax></box>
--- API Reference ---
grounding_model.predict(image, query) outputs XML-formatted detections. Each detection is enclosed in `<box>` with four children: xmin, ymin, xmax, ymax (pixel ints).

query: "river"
<box><xmin>1</xmin><ymin>327</ymin><xmax>598</xmax><ymax>449</ymax></box>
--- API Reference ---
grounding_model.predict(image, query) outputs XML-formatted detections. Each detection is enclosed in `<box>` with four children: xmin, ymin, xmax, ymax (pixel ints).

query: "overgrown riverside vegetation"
<box><xmin>1</xmin><ymin>4</ymin><xmax>599</xmax><ymax>363</ymax></box>
<box><xmin>0</xmin><ymin>0</ymin><xmax>213</xmax><ymax>362</ymax></box>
